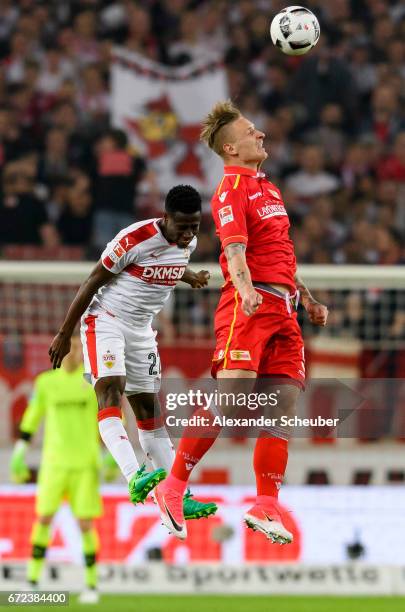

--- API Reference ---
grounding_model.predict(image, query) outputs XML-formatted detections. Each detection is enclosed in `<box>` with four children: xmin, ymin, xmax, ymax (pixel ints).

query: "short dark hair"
<box><xmin>165</xmin><ymin>184</ymin><xmax>202</xmax><ymax>215</ymax></box>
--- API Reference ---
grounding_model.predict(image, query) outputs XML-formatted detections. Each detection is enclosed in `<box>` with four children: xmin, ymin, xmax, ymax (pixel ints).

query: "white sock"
<box><xmin>99</xmin><ymin>417</ymin><xmax>139</xmax><ymax>483</ymax></box>
<box><xmin>138</xmin><ymin>426</ymin><xmax>175</xmax><ymax>473</ymax></box>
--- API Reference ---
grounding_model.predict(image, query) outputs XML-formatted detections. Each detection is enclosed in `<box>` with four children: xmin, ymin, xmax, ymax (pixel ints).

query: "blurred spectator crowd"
<box><xmin>0</xmin><ymin>0</ymin><xmax>404</xmax><ymax>264</ymax></box>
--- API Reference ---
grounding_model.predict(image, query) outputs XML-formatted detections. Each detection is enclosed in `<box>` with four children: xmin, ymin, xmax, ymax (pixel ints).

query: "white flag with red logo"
<box><xmin>111</xmin><ymin>47</ymin><xmax>228</xmax><ymax>196</ymax></box>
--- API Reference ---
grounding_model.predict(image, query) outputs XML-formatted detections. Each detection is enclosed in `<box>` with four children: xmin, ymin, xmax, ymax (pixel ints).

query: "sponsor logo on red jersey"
<box><xmin>257</xmin><ymin>203</ymin><xmax>287</xmax><ymax>220</ymax></box>
<box><xmin>230</xmin><ymin>350</ymin><xmax>251</xmax><ymax>361</ymax></box>
<box><xmin>248</xmin><ymin>191</ymin><xmax>262</xmax><ymax>200</ymax></box>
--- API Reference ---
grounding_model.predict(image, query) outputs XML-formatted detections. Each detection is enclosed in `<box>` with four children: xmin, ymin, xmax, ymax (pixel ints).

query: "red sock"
<box><xmin>253</xmin><ymin>433</ymin><xmax>288</xmax><ymax>499</ymax></box>
<box><xmin>170</xmin><ymin>407</ymin><xmax>221</xmax><ymax>482</ymax></box>
<box><xmin>136</xmin><ymin>416</ymin><xmax>164</xmax><ymax>430</ymax></box>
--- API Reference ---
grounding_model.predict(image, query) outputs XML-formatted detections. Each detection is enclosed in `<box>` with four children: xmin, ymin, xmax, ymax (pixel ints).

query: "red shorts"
<box><xmin>211</xmin><ymin>287</ymin><xmax>305</xmax><ymax>388</ymax></box>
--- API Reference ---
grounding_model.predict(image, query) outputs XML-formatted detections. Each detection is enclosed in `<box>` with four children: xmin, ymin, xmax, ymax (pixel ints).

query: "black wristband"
<box><xmin>20</xmin><ymin>431</ymin><xmax>32</xmax><ymax>442</ymax></box>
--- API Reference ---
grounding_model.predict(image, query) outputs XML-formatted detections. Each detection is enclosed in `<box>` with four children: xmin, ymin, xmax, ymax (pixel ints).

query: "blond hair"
<box><xmin>200</xmin><ymin>100</ymin><xmax>241</xmax><ymax>157</ymax></box>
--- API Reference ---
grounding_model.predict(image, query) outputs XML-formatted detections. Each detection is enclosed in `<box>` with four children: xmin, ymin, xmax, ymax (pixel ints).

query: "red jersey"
<box><xmin>211</xmin><ymin>165</ymin><xmax>297</xmax><ymax>292</ymax></box>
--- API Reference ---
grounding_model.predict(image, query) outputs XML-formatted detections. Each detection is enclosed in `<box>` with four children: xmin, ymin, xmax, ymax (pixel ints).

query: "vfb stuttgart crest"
<box><xmin>103</xmin><ymin>350</ymin><xmax>116</xmax><ymax>369</ymax></box>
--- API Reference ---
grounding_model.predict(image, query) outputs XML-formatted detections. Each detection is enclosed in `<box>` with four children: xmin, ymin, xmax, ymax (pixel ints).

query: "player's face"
<box><xmin>164</xmin><ymin>211</ymin><xmax>201</xmax><ymax>248</ymax></box>
<box><xmin>226</xmin><ymin>116</ymin><xmax>267</xmax><ymax>166</ymax></box>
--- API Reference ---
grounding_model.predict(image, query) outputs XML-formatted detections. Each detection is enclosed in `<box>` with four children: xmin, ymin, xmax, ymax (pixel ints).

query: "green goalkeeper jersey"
<box><xmin>20</xmin><ymin>367</ymin><xmax>100</xmax><ymax>469</ymax></box>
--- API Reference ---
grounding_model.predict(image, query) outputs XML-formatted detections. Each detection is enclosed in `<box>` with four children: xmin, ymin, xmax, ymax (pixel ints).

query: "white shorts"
<box><xmin>80</xmin><ymin>311</ymin><xmax>161</xmax><ymax>395</ymax></box>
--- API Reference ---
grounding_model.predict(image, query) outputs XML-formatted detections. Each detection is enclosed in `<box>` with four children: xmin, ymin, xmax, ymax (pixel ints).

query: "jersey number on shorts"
<box><xmin>147</xmin><ymin>352</ymin><xmax>159</xmax><ymax>376</ymax></box>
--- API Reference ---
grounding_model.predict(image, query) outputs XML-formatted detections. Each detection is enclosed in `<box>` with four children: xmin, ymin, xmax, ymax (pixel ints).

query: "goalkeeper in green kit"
<box><xmin>10</xmin><ymin>337</ymin><xmax>111</xmax><ymax>604</ymax></box>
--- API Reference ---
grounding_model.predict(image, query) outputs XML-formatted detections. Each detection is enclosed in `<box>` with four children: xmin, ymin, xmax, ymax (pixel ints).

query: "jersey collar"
<box><xmin>224</xmin><ymin>165</ymin><xmax>266</xmax><ymax>178</ymax></box>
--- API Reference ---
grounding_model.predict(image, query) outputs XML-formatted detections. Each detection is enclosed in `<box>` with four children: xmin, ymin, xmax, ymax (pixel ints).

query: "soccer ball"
<box><xmin>270</xmin><ymin>6</ymin><xmax>320</xmax><ymax>56</ymax></box>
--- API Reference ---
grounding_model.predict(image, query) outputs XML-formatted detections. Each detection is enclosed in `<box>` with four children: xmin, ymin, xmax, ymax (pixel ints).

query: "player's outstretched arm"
<box><xmin>10</xmin><ymin>377</ymin><xmax>46</xmax><ymax>483</ymax></box>
<box><xmin>10</xmin><ymin>439</ymin><xmax>30</xmax><ymax>483</ymax></box>
<box><xmin>49</xmin><ymin>261</ymin><xmax>115</xmax><ymax>369</ymax></box>
<box><xmin>224</xmin><ymin>243</ymin><xmax>262</xmax><ymax>316</ymax></box>
<box><xmin>181</xmin><ymin>268</ymin><xmax>210</xmax><ymax>289</ymax></box>
<box><xmin>295</xmin><ymin>274</ymin><xmax>328</xmax><ymax>326</ymax></box>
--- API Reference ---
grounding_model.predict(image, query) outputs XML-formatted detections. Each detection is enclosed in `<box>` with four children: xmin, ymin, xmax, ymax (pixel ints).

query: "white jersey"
<box><xmin>88</xmin><ymin>218</ymin><xmax>196</xmax><ymax>327</ymax></box>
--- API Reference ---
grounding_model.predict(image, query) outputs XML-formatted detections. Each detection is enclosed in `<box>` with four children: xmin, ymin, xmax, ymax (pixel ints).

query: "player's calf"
<box><xmin>27</xmin><ymin>520</ymin><xmax>52</xmax><ymax>587</ymax></box>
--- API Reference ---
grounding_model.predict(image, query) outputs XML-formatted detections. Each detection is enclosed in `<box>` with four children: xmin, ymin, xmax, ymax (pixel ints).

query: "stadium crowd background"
<box><xmin>0</xmin><ymin>0</ymin><xmax>404</xmax><ymax>267</ymax></box>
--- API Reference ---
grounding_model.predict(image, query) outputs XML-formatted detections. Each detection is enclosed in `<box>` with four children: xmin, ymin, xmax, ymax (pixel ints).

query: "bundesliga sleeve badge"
<box><xmin>108</xmin><ymin>242</ymin><xmax>126</xmax><ymax>263</ymax></box>
<box><xmin>219</xmin><ymin>205</ymin><xmax>234</xmax><ymax>227</ymax></box>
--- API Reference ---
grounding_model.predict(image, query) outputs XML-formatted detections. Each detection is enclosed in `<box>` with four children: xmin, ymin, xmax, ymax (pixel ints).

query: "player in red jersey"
<box><xmin>154</xmin><ymin>101</ymin><xmax>328</xmax><ymax>541</ymax></box>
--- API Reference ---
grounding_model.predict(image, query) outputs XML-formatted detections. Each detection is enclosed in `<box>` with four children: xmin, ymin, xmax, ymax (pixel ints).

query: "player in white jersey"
<box><xmin>49</xmin><ymin>185</ymin><xmax>218</xmax><ymax>521</ymax></box>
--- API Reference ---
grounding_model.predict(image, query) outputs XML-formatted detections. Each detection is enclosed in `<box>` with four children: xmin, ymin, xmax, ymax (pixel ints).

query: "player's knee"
<box><xmin>32</xmin><ymin>544</ymin><xmax>47</xmax><ymax>559</ymax></box>
<box><xmin>272</xmin><ymin>384</ymin><xmax>300</xmax><ymax>417</ymax></box>
<box><xmin>216</xmin><ymin>372</ymin><xmax>257</xmax><ymax>417</ymax></box>
<box><xmin>84</xmin><ymin>553</ymin><xmax>96</xmax><ymax>567</ymax></box>
<box><xmin>38</xmin><ymin>515</ymin><xmax>53</xmax><ymax>526</ymax></box>
<box><xmin>127</xmin><ymin>392</ymin><xmax>158</xmax><ymax>420</ymax></box>
<box><xmin>95</xmin><ymin>376</ymin><xmax>125</xmax><ymax>408</ymax></box>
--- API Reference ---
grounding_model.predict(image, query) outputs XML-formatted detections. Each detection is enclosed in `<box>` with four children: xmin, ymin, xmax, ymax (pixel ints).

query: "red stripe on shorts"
<box><xmin>84</xmin><ymin>314</ymin><xmax>98</xmax><ymax>378</ymax></box>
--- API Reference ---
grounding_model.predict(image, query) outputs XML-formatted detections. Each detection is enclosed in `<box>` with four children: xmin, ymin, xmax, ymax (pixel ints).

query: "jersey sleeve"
<box><xmin>101</xmin><ymin>237</ymin><xmax>140</xmax><ymax>274</ymax></box>
<box><xmin>20</xmin><ymin>375</ymin><xmax>47</xmax><ymax>435</ymax></box>
<box><xmin>211</xmin><ymin>183</ymin><xmax>248</xmax><ymax>249</ymax></box>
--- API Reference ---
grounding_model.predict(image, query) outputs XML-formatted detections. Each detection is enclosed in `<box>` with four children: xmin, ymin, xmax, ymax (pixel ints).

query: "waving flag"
<box><xmin>111</xmin><ymin>47</ymin><xmax>228</xmax><ymax>196</ymax></box>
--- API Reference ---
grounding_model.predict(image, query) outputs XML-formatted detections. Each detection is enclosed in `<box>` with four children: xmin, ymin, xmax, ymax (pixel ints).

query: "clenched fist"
<box><xmin>241</xmin><ymin>288</ymin><xmax>263</xmax><ymax>317</ymax></box>
<box><xmin>305</xmin><ymin>300</ymin><xmax>329</xmax><ymax>326</ymax></box>
<box><xmin>189</xmin><ymin>270</ymin><xmax>210</xmax><ymax>289</ymax></box>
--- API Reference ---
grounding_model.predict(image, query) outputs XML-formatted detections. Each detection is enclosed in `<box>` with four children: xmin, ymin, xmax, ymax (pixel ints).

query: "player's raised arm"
<box><xmin>49</xmin><ymin>261</ymin><xmax>115</xmax><ymax>369</ymax></box>
<box><xmin>224</xmin><ymin>242</ymin><xmax>262</xmax><ymax>316</ymax></box>
<box><xmin>295</xmin><ymin>273</ymin><xmax>328</xmax><ymax>326</ymax></box>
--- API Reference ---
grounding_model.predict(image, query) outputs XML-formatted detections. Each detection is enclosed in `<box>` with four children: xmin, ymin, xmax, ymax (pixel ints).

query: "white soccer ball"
<box><xmin>270</xmin><ymin>6</ymin><xmax>320</xmax><ymax>56</ymax></box>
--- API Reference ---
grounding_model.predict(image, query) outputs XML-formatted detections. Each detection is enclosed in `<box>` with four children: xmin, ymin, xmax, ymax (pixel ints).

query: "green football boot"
<box><xmin>128</xmin><ymin>464</ymin><xmax>167</xmax><ymax>505</ymax></box>
<box><xmin>183</xmin><ymin>489</ymin><xmax>218</xmax><ymax>520</ymax></box>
